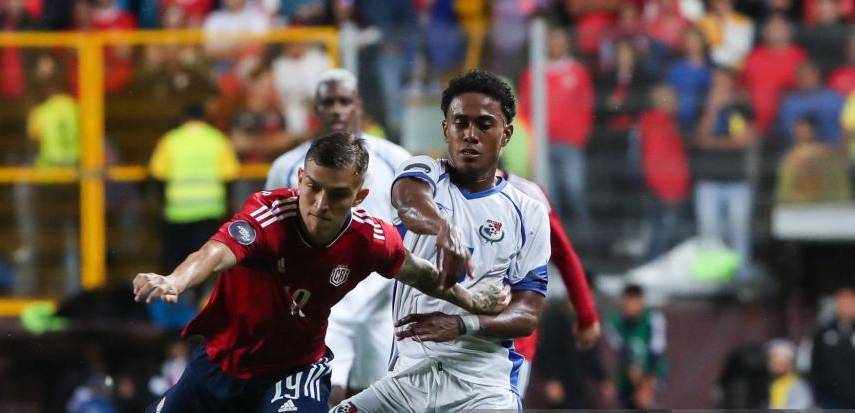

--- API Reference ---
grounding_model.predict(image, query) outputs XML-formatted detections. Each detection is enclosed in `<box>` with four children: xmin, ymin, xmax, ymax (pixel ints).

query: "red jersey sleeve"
<box><xmin>548</xmin><ymin>209</ymin><xmax>598</xmax><ymax>328</ymax></box>
<box><xmin>370</xmin><ymin>218</ymin><xmax>407</xmax><ymax>279</ymax></box>
<box><xmin>210</xmin><ymin>190</ymin><xmax>296</xmax><ymax>263</ymax></box>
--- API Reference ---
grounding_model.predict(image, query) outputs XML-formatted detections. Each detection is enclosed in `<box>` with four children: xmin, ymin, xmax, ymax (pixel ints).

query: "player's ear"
<box><xmin>297</xmin><ymin>168</ymin><xmax>305</xmax><ymax>184</ymax></box>
<box><xmin>501</xmin><ymin>124</ymin><xmax>513</xmax><ymax>148</ymax></box>
<box><xmin>442</xmin><ymin>119</ymin><xmax>449</xmax><ymax>143</ymax></box>
<box><xmin>353</xmin><ymin>187</ymin><xmax>369</xmax><ymax>206</ymax></box>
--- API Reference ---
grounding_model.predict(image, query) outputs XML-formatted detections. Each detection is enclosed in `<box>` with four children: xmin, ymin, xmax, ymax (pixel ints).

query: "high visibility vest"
<box><xmin>27</xmin><ymin>94</ymin><xmax>80</xmax><ymax>168</ymax></box>
<box><xmin>149</xmin><ymin>121</ymin><xmax>240</xmax><ymax>223</ymax></box>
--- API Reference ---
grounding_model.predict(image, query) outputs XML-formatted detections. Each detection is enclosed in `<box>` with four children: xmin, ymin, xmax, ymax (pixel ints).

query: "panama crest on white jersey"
<box><xmin>390</xmin><ymin>155</ymin><xmax>551</xmax><ymax>395</ymax></box>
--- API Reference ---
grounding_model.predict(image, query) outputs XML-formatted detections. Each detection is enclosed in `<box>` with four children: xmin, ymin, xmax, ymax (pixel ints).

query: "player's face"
<box><xmin>442</xmin><ymin>92</ymin><xmax>512</xmax><ymax>179</ymax></box>
<box><xmin>297</xmin><ymin>160</ymin><xmax>368</xmax><ymax>243</ymax></box>
<box><xmin>316</xmin><ymin>82</ymin><xmax>361</xmax><ymax>135</ymax></box>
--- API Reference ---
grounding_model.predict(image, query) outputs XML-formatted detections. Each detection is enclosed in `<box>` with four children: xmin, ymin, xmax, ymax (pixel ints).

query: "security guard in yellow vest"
<box><xmin>149</xmin><ymin>104</ymin><xmax>240</xmax><ymax>273</ymax></box>
<box><xmin>27</xmin><ymin>92</ymin><xmax>80</xmax><ymax>168</ymax></box>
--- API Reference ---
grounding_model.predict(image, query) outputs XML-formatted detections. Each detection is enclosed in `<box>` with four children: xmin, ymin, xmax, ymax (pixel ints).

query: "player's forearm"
<box><xmin>392</xmin><ymin>178</ymin><xmax>446</xmax><ymax>235</ymax></box>
<box><xmin>474</xmin><ymin>291</ymin><xmax>544</xmax><ymax>338</ymax></box>
<box><xmin>549</xmin><ymin>211</ymin><xmax>598</xmax><ymax>327</ymax></box>
<box><xmin>168</xmin><ymin>240</ymin><xmax>236</xmax><ymax>293</ymax></box>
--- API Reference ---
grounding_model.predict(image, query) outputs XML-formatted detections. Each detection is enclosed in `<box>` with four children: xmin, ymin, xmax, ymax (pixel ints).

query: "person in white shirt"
<box><xmin>202</xmin><ymin>0</ymin><xmax>269</xmax><ymax>73</ymax></box>
<box><xmin>333</xmin><ymin>69</ymin><xmax>551</xmax><ymax>412</ymax></box>
<box><xmin>266</xmin><ymin>69</ymin><xmax>411</xmax><ymax>405</ymax></box>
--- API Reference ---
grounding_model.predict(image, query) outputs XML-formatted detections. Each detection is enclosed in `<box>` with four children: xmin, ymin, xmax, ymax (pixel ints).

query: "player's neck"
<box><xmin>449</xmin><ymin>167</ymin><xmax>499</xmax><ymax>193</ymax></box>
<box><xmin>296</xmin><ymin>213</ymin><xmax>352</xmax><ymax>247</ymax></box>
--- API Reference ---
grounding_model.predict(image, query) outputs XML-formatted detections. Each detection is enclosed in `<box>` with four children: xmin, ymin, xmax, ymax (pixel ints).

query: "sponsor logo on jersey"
<box><xmin>228</xmin><ymin>220</ymin><xmax>256</xmax><ymax>245</ymax></box>
<box><xmin>330</xmin><ymin>265</ymin><xmax>350</xmax><ymax>287</ymax></box>
<box><xmin>278</xmin><ymin>399</ymin><xmax>298</xmax><ymax>412</ymax></box>
<box><xmin>403</xmin><ymin>162</ymin><xmax>432</xmax><ymax>174</ymax></box>
<box><xmin>478</xmin><ymin>219</ymin><xmax>505</xmax><ymax>243</ymax></box>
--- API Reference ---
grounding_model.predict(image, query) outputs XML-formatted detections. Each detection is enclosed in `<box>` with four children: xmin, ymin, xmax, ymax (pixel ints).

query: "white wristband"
<box><xmin>460</xmin><ymin>314</ymin><xmax>481</xmax><ymax>335</ymax></box>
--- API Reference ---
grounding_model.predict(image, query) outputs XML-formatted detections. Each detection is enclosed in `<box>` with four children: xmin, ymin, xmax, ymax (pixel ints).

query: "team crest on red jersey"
<box><xmin>330</xmin><ymin>265</ymin><xmax>350</xmax><ymax>286</ymax></box>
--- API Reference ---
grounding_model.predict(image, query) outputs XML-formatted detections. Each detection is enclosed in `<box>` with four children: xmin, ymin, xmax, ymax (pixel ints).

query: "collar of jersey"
<box><xmin>296</xmin><ymin>212</ymin><xmax>352</xmax><ymax>248</ymax></box>
<box><xmin>456</xmin><ymin>176</ymin><xmax>508</xmax><ymax>200</ymax></box>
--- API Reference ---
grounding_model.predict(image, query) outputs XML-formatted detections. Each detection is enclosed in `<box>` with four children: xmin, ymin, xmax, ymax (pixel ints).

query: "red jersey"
<box><xmin>183</xmin><ymin>189</ymin><xmax>406</xmax><ymax>379</ymax></box>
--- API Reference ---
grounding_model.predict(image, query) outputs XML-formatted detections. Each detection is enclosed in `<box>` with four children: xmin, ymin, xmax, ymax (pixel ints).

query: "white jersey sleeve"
<box><xmin>393</xmin><ymin>155</ymin><xmax>444</xmax><ymax>196</ymax></box>
<box><xmin>507</xmin><ymin>200</ymin><xmax>550</xmax><ymax>296</ymax></box>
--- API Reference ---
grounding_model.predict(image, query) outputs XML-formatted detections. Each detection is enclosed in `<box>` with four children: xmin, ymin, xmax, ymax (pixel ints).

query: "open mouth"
<box><xmin>459</xmin><ymin>148</ymin><xmax>480</xmax><ymax>159</ymax></box>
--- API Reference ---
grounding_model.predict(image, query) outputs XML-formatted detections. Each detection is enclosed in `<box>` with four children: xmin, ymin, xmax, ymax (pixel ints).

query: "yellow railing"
<box><xmin>0</xmin><ymin>28</ymin><xmax>339</xmax><ymax>313</ymax></box>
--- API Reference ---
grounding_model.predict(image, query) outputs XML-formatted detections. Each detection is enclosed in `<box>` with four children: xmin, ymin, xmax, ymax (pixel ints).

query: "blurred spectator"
<box><xmin>147</xmin><ymin>340</ymin><xmax>190</xmax><ymax>397</ymax></box>
<box><xmin>91</xmin><ymin>0</ymin><xmax>137</xmax><ymax>92</ymax></box>
<box><xmin>777</xmin><ymin>115</ymin><xmax>851</xmax><ymax>203</ymax></box>
<box><xmin>742</xmin><ymin>15</ymin><xmax>805</xmax><ymax>135</ymax></box>
<box><xmin>231</xmin><ymin>68</ymin><xmax>296</xmax><ymax>163</ymax></box>
<box><xmin>138</xmin><ymin>5</ymin><xmax>215</xmax><ymax>99</ymax></box>
<box><xmin>486</xmin><ymin>0</ymin><xmax>540</xmax><ymax>77</ymax></box>
<box><xmin>520</xmin><ymin>27</ymin><xmax>594</xmax><ymax>241</ymax></box>
<box><xmin>597</xmin><ymin>38</ymin><xmax>653</xmax><ymax>136</ymax></box>
<box><xmin>645</xmin><ymin>0</ymin><xmax>692</xmax><ymax>52</ymax></box>
<box><xmin>693</xmin><ymin>68</ymin><xmax>756</xmax><ymax>278</ymax></box>
<box><xmin>639</xmin><ymin>84</ymin><xmax>690</xmax><ymax>259</ymax></box>
<box><xmin>696</xmin><ymin>0</ymin><xmax>755</xmax><ymax>68</ymax></box>
<box><xmin>160</xmin><ymin>0</ymin><xmax>212</xmax><ymax>27</ymax></box>
<box><xmin>809</xmin><ymin>284</ymin><xmax>855</xmax><ymax>408</ymax></box>
<box><xmin>766</xmin><ymin>339</ymin><xmax>813</xmax><ymax>409</ymax></box>
<box><xmin>203</xmin><ymin>0</ymin><xmax>270</xmax><ymax>87</ymax></box>
<box><xmin>842</xmin><ymin>90</ymin><xmax>855</xmax><ymax>170</ymax></box>
<box><xmin>605</xmin><ymin>284</ymin><xmax>668</xmax><ymax>409</ymax></box>
<box><xmin>665</xmin><ymin>27</ymin><xmax>712</xmax><ymax>133</ymax></box>
<box><xmin>778</xmin><ymin>61</ymin><xmax>846</xmax><ymax>145</ymax></box>
<box><xmin>599</xmin><ymin>2</ymin><xmax>650</xmax><ymax>72</ymax></box>
<box><xmin>337</xmin><ymin>0</ymin><xmax>418</xmax><ymax>141</ymax></box>
<box><xmin>534</xmin><ymin>299</ymin><xmax>608</xmax><ymax>409</ymax></box>
<box><xmin>148</xmin><ymin>104</ymin><xmax>240</xmax><ymax>327</ymax></box>
<box><xmin>828</xmin><ymin>34</ymin><xmax>855</xmax><ymax>97</ymax></box>
<box><xmin>715</xmin><ymin>344</ymin><xmax>770</xmax><ymax>408</ymax></box>
<box><xmin>803</xmin><ymin>0</ymin><xmax>855</xmax><ymax>25</ymax></box>
<box><xmin>1</xmin><ymin>0</ymin><xmax>35</xmax><ymax>99</ymax></box>
<box><xmin>421</xmin><ymin>0</ymin><xmax>466</xmax><ymax>81</ymax></box>
<box><xmin>565</xmin><ymin>0</ymin><xmax>621</xmax><ymax>59</ymax></box>
<box><xmin>798</xmin><ymin>0</ymin><xmax>850</xmax><ymax>76</ymax></box>
<box><xmin>271</xmin><ymin>42</ymin><xmax>332</xmax><ymax>136</ymax></box>
<box><xmin>279</xmin><ymin>0</ymin><xmax>329</xmax><ymax>25</ymax></box>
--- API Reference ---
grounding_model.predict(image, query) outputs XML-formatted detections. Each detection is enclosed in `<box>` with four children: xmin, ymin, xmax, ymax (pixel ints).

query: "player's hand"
<box><xmin>468</xmin><ymin>281</ymin><xmax>511</xmax><ymax>315</ymax></box>
<box><xmin>574</xmin><ymin>321</ymin><xmax>601</xmax><ymax>349</ymax></box>
<box><xmin>435</xmin><ymin>222</ymin><xmax>473</xmax><ymax>289</ymax></box>
<box><xmin>394</xmin><ymin>312</ymin><xmax>461</xmax><ymax>343</ymax></box>
<box><xmin>133</xmin><ymin>273</ymin><xmax>181</xmax><ymax>304</ymax></box>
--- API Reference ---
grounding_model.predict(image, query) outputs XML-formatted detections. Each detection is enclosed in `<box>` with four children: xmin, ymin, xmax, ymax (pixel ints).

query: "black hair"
<box><xmin>183</xmin><ymin>103</ymin><xmax>206</xmax><ymax>121</ymax></box>
<box><xmin>441</xmin><ymin>69</ymin><xmax>516</xmax><ymax>123</ymax></box>
<box><xmin>795</xmin><ymin>114</ymin><xmax>819</xmax><ymax>130</ymax></box>
<box><xmin>305</xmin><ymin>132</ymin><xmax>369</xmax><ymax>176</ymax></box>
<box><xmin>623</xmin><ymin>283</ymin><xmax>644</xmax><ymax>297</ymax></box>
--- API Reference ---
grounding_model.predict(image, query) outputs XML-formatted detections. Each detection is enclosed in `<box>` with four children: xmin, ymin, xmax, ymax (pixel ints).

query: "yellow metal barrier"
<box><xmin>0</xmin><ymin>28</ymin><xmax>338</xmax><ymax>313</ymax></box>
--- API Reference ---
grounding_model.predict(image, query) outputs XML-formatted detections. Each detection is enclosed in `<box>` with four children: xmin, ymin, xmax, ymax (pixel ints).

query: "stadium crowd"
<box><xmin>2</xmin><ymin>0</ymin><xmax>855</xmax><ymax>411</ymax></box>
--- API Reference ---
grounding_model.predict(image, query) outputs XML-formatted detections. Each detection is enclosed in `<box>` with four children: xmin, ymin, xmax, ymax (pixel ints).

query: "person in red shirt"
<box><xmin>742</xmin><ymin>14</ymin><xmax>806</xmax><ymax>135</ymax></box>
<box><xmin>498</xmin><ymin>169</ymin><xmax>601</xmax><ymax>398</ymax></box>
<box><xmin>133</xmin><ymin>132</ymin><xmax>509</xmax><ymax>413</ymax></box>
<box><xmin>638</xmin><ymin>84</ymin><xmax>690</xmax><ymax>259</ymax></box>
<box><xmin>519</xmin><ymin>27</ymin><xmax>594</xmax><ymax>241</ymax></box>
<box><xmin>828</xmin><ymin>34</ymin><xmax>855</xmax><ymax>97</ymax></box>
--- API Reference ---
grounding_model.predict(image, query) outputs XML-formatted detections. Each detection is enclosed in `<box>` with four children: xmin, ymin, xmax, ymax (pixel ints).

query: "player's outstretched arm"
<box><xmin>392</xmin><ymin>177</ymin><xmax>472</xmax><ymax>289</ymax></box>
<box><xmin>396</xmin><ymin>251</ymin><xmax>510</xmax><ymax>315</ymax></box>
<box><xmin>133</xmin><ymin>240</ymin><xmax>237</xmax><ymax>304</ymax></box>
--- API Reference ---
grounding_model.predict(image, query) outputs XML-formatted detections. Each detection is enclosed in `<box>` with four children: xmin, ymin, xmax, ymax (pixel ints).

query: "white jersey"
<box><xmin>390</xmin><ymin>156</ymin><xmax>551</xmax><ymax>395</ymax></box>
<box><xmin>265</xmin><ymin>133</ymin><xmax>411</xmax><ymax>323</ymax></box>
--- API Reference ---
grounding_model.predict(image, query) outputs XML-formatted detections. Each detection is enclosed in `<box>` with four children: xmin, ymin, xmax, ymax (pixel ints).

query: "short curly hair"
<box><xmin>440</xmin><ymin>69</ymin><xmax>516</xmax><ymax>123</ymax></box>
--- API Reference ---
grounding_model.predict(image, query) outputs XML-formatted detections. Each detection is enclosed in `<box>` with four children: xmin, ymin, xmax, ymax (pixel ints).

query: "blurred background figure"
<box><xmin>605</xmin><ymin>284</ymin><xmax>667</xmax><ymax>409</ymax></box>
<box><xmin>777</xmin><ymin>61</ymin><xmax>846</xmax><ymax>147</ymax></box>
<box><xmin>766</xmin><ymin>338</ymin><xmax>813</xmax><ymax>409</ymax></box>
<box><xmin>696</xmin><ymin>0</ymin><xmax>754</xmax><ymax>68</ymax></box>
<box><xmin>271</xmin><ymin>42</ymin><xmax>332</xmax><ymax>137</ymax></box>
<box><xmin>809</xmin><ymin>284</ymin><xmax>855</xmax><ymax>409</ymax></box>
<box><xmin>777</xmin><ymin>116</ymin><xmax>851</xmax><ymax>204</ymax></box>
<box><xmin>693</xmin><ymin>68</ymin><xmax>756</xmax><ymax>278</ymax></box>
<box><xmin>147</xmin><ymin>103</ymin><xmax>239</xmax><ymax>328</ymax></box>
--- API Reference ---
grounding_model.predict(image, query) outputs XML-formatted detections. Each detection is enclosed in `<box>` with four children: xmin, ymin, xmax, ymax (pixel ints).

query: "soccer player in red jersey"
<box><xmin>133</xmin><ymin>132</ymin><xmax>509</xmax><ymax>413</ymax></box>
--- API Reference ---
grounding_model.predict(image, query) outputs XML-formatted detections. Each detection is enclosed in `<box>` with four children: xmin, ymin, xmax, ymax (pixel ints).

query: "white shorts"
<box><xmin>325</xmin><ymin>311</ymin><xmax>394</xmax><ymax>390</ymax></box>
<box><xmin>335</xmin><ymin>358</ymin><xmax>521</xmax><ymax>413</ymax></box>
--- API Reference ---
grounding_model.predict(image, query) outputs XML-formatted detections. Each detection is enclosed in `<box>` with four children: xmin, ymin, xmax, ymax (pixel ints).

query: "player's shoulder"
<box><xmin>348</xmin><ymin>207</ymin><xmax>395</xmax><ymax>246</ymax></box>
<box><xmin>363</xmin><ymin>134</ymin><xmax>411</xmax><ymax>161</ymax></box>
<box><xmin>500</xmin><ymin>179</ymin><xmax>549</xmax><ymax>219</ymax></box>
<box><xmin>248</xmin><ymin>188</ymin><xmax>299</xmax><ymax>208</ymax></box>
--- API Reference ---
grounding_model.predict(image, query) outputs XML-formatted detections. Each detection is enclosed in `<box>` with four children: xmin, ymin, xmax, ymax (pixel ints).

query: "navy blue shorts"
<box><xmin>147</xmin><ymin>346</ymin><xmax>332</xmax><ymax>413</ymax></box>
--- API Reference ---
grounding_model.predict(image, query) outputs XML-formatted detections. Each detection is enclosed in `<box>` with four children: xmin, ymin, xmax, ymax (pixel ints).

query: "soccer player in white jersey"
<box><xmin>333</xmin><ymin>70</ymin><xmax>551</xmax><ymax>412</ymax></box>
<box><xmin>265</xmin><ymin>69</ymin><xmax>411</xmax><ymax>404</ymax></box>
